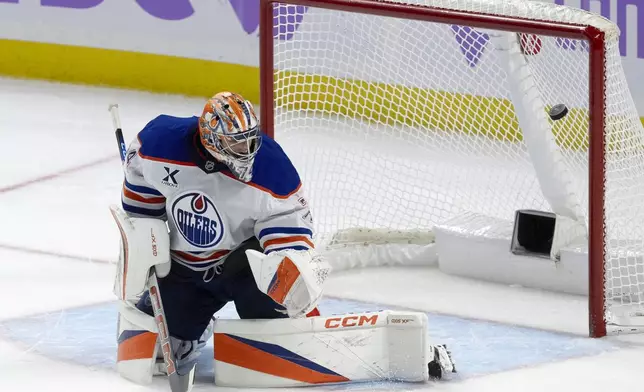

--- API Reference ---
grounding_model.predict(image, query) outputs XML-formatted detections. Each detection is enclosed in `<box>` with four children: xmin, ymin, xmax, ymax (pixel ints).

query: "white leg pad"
<box><xmin>116</xmin><ymin>301</ymin><xmax>159</xmax><ymax>385</ymax></box>
<box><xmin>212</xmin><ymin>310</ymin><xmax>429</xmax><ymax>387</ymax></box>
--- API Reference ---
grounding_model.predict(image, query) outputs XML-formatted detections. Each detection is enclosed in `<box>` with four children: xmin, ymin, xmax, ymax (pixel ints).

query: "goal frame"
<box><xmin>258</xmin><ymin>0</ymin><xmax>608</xmax><ymax>338</ymax></box>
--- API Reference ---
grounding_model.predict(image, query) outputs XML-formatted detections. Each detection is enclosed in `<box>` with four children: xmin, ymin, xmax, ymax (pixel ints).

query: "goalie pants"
<box><xmin>136</xmin><ymin>237</ymin><xmax>288</xmax><ymax>341</ymax></box>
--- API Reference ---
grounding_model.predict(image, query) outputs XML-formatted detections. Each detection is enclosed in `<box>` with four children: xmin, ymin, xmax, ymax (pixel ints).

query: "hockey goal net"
<box><xmin>259</xmin><ymin>0</ymin><xmax>644</xmax><ymax>337</ymax></box>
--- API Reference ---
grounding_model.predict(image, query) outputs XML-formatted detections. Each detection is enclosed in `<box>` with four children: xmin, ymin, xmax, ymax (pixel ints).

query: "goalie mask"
<box><xmin>199</xmin><ymin>92</ymin><xmax>262</xmax><ymax>182</ymax></box>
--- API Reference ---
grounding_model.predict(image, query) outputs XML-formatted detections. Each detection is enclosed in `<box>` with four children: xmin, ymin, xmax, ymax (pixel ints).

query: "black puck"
<box><xmin>549</xmin><ymin>104</ymin><xmax>569</xmax><ymax>121</ymax></box>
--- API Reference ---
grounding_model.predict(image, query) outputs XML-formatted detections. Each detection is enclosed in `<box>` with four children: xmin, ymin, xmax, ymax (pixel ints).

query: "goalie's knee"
<box><xmin>116</xmin><ymin>301</ymin><xmax>160</xmax><ymax>384</ymax></box>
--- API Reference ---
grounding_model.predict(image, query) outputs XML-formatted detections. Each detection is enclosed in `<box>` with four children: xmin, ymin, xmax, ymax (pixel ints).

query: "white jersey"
<box><xmin>121</xmin><ymin>115</ymin><xmax>314</xmax><ymax>271</ymax></box>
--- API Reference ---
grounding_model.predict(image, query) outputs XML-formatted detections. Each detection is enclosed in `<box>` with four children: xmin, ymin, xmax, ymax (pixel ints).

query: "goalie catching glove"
<box><xmin>246</xmin><ymin>248</ymin><xmax>331</xmax><ymax>318</ymax></box>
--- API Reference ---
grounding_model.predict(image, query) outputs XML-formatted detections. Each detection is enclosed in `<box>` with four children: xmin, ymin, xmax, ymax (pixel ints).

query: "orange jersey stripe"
<box><xmin>137</xmin><ymin>152</ymin><xmax>197</xmax><ymax>166</ymax></box>
<box><xmin>122</xmin><ymin>185</ymin><xmax>166</xmax><ymax>204</ymax></box>
<box><xmin>263</xmin><ymin>235</ymin><xmax>314</xmax><ymax>249</ymax></box>
<box><xmin>117</xmin><ymin>331</ymin><xmax>158</xmax><ymax>362</ymax></box>
<box><xmin>136</xmin><ymin>135</ymin><xmax>197</xmax><ymax>167</ymax></box>
<box><xmin>220</xmin><ymin>170</ymin><xmax>301</xmax><ymax>199</ymax></box>
<box><xmin>136</xmin><ymin>144</ymin><xmax>197</xmax><ymax>167</ymax></box>
<box><xmin>214</xmin><ymin>334</ymin><xmax>349</xmax><ymax>384</ymax></box>
<box><xmin>268</xmin><ymin>257</ymin><xmax>301</xmax><ymax>304</ymax></box>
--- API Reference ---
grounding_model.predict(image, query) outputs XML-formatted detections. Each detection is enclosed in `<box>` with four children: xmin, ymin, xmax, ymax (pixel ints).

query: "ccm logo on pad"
<box><xmin>150</xmin><ymin>229</ymin><xmax>158</xmax><ymax>257</ymax></box>
<box><xmin>324</xmin><ymin>315</ymin><xmax>378</xmax><ymax>329</ymax></box>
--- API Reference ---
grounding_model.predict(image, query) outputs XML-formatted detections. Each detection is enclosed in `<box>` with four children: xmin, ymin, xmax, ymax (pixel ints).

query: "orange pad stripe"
<box><xmin>268</xmin><ymin>256</ymin><xmax>301</xmax><ymax>304</ymax></box>
<box><xmin>214</xmin><ymin>333</ymin><xmax>349</xmax><ymax>384</ymax></box>
<box><xmin>306</xmin><ymin>307</ymin><xmax>320</xmax><ymax>317</ymax></box>
<box><xmin>117</xmin><ymin>331</ymin><xmax>158</xmax><ymax>362</ymax></box>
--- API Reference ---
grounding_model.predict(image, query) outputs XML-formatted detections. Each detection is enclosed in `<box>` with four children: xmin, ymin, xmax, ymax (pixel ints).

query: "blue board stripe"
<box><xmin>258</xmin><ymin>227</ymin><xmax>313</xmax><ymax>239</ymax></box>
<box><xmin>225</xmin><ymin>334</ymin><xmax>343</xmax><ymax>377</ymax></box>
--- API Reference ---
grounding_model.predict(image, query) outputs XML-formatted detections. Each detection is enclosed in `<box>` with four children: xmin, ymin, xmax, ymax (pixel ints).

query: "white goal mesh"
<box><xmin>266</xmin><ymin>0</ymin><xmax>644</xmax><ymax>333</ymax></box>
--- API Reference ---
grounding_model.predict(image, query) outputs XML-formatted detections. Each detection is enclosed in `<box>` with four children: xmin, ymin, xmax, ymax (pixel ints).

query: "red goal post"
<box><xmin>259</xmin><ymin>0</ymin><xmax>609</xmax><ymax>337</ymax></box>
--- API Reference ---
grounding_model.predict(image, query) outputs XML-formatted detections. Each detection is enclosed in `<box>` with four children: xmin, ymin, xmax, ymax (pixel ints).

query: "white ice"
<box><xmin>1</xmin><ymin>77</ymin><xmax>644</xmax><ymax>392</ymax></box>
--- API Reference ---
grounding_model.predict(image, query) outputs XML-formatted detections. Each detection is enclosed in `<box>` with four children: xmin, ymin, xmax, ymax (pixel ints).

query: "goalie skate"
<box><xmin>428</xmin><ymin>344</ymin><xmax>456</xmax><ymax>380</ymax></box>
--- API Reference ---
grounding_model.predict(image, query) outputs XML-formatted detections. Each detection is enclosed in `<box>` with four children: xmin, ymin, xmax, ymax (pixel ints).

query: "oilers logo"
<box><xmin>171</xmin><ymin>192</ymin><xmax>224</xmax><ymax>248</ymax></box>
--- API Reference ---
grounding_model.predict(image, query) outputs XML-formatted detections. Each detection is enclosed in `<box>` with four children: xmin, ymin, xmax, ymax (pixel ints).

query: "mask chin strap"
<box><xmin>228</xmin><ymin>159</ymin><xmax>254</xmax><ymax>182</ymax></box>
<box><xmin>212</xmin><ymin>150</ymin><xmax>254</xmax><ymax>182</ymax></box>
<box><xmin>221</xmin><ymin>133</ymin><xmax>261</xmax><ymax>182</ymax></box>
<box><xmin>205</xmin><ymin>129</ymin><xmax>260</xmax><ymax>182</ymax></box>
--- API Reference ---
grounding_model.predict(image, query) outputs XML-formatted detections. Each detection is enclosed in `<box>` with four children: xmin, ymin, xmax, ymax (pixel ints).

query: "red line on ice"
<box><xmin>0</xmin><ymin>243</ymin><xmax>113</xmax><ymax>264</ymax></box>
<box><xmin>0</xmin><ymin>154</ymin><xmax>118</xmax><ymax>193</ymax></box>
<box><xmin>0</xmin><ymin>154</ymin><xmax>119</xmax><ymax>264</ymax></box>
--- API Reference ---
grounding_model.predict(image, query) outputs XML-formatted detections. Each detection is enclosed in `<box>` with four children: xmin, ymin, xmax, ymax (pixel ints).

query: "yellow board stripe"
<box><xmin>275</xmin><ymin>71</ymin><xmax>644</xmax><ymax>150</ymax></box>
<box><xmin>276</xmin><ymin>71</ymin><xmax>521</xmax><ymax>142</ymax></box>
<box><xmin>0</xmin><ymin>39</ymin><xmax>260</xmax><ymax>100</ymax></box>
<box><xmin>0</xmin><ymin>38</ymin><xmax>642</xmax><ymax>147</ymax></box>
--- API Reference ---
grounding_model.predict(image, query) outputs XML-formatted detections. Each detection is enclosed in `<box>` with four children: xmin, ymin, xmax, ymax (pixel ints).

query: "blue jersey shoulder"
<box><xmin>250</xmin><ymin>134</ymin><xmax>301</xmax><ymax>197</ymax></box>
<box><xmin>137</xmin><ymin>115</ymin><xmax>198</xmax><ymax>164</ymax></box>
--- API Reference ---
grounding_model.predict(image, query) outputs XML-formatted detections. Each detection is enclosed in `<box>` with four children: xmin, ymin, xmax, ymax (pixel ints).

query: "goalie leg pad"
<box><xmin>117</xmin><ymin>294</ymin><xmax>216</xmax><ymax>382</ymax></box>
<box><xmin>212</xmin><ymin>310</ymin><xmax>437</xmax><ymax>387</ymax></box>
<box><xmin>116</xmin><ymin>301</ymin><xmax>159</xmax><ymax>384</ymax></box>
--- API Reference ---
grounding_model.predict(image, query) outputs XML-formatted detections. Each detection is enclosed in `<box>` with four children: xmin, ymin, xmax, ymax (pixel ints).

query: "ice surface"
<box><xmin>2</xmin><ymin>298</ymin><xmax>618</xmax><ymax>380</ymax></box>
<box><xmin>1</xmin><ymin>77</ymin><xmax>644</xmax><ymax>392</ymax></box>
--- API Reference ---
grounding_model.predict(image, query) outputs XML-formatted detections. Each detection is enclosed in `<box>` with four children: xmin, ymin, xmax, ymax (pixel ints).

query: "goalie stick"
<box><xmin>109</xmin><ymin>104</ymin><xmax>196</xmax><ymax>392</ymax></box>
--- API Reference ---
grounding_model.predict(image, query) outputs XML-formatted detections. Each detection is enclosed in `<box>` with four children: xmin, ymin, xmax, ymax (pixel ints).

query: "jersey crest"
<box><xmin>171</xmin><ymin>191</ymin><xmax>225</xmax><ymax>248</ymax></box>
